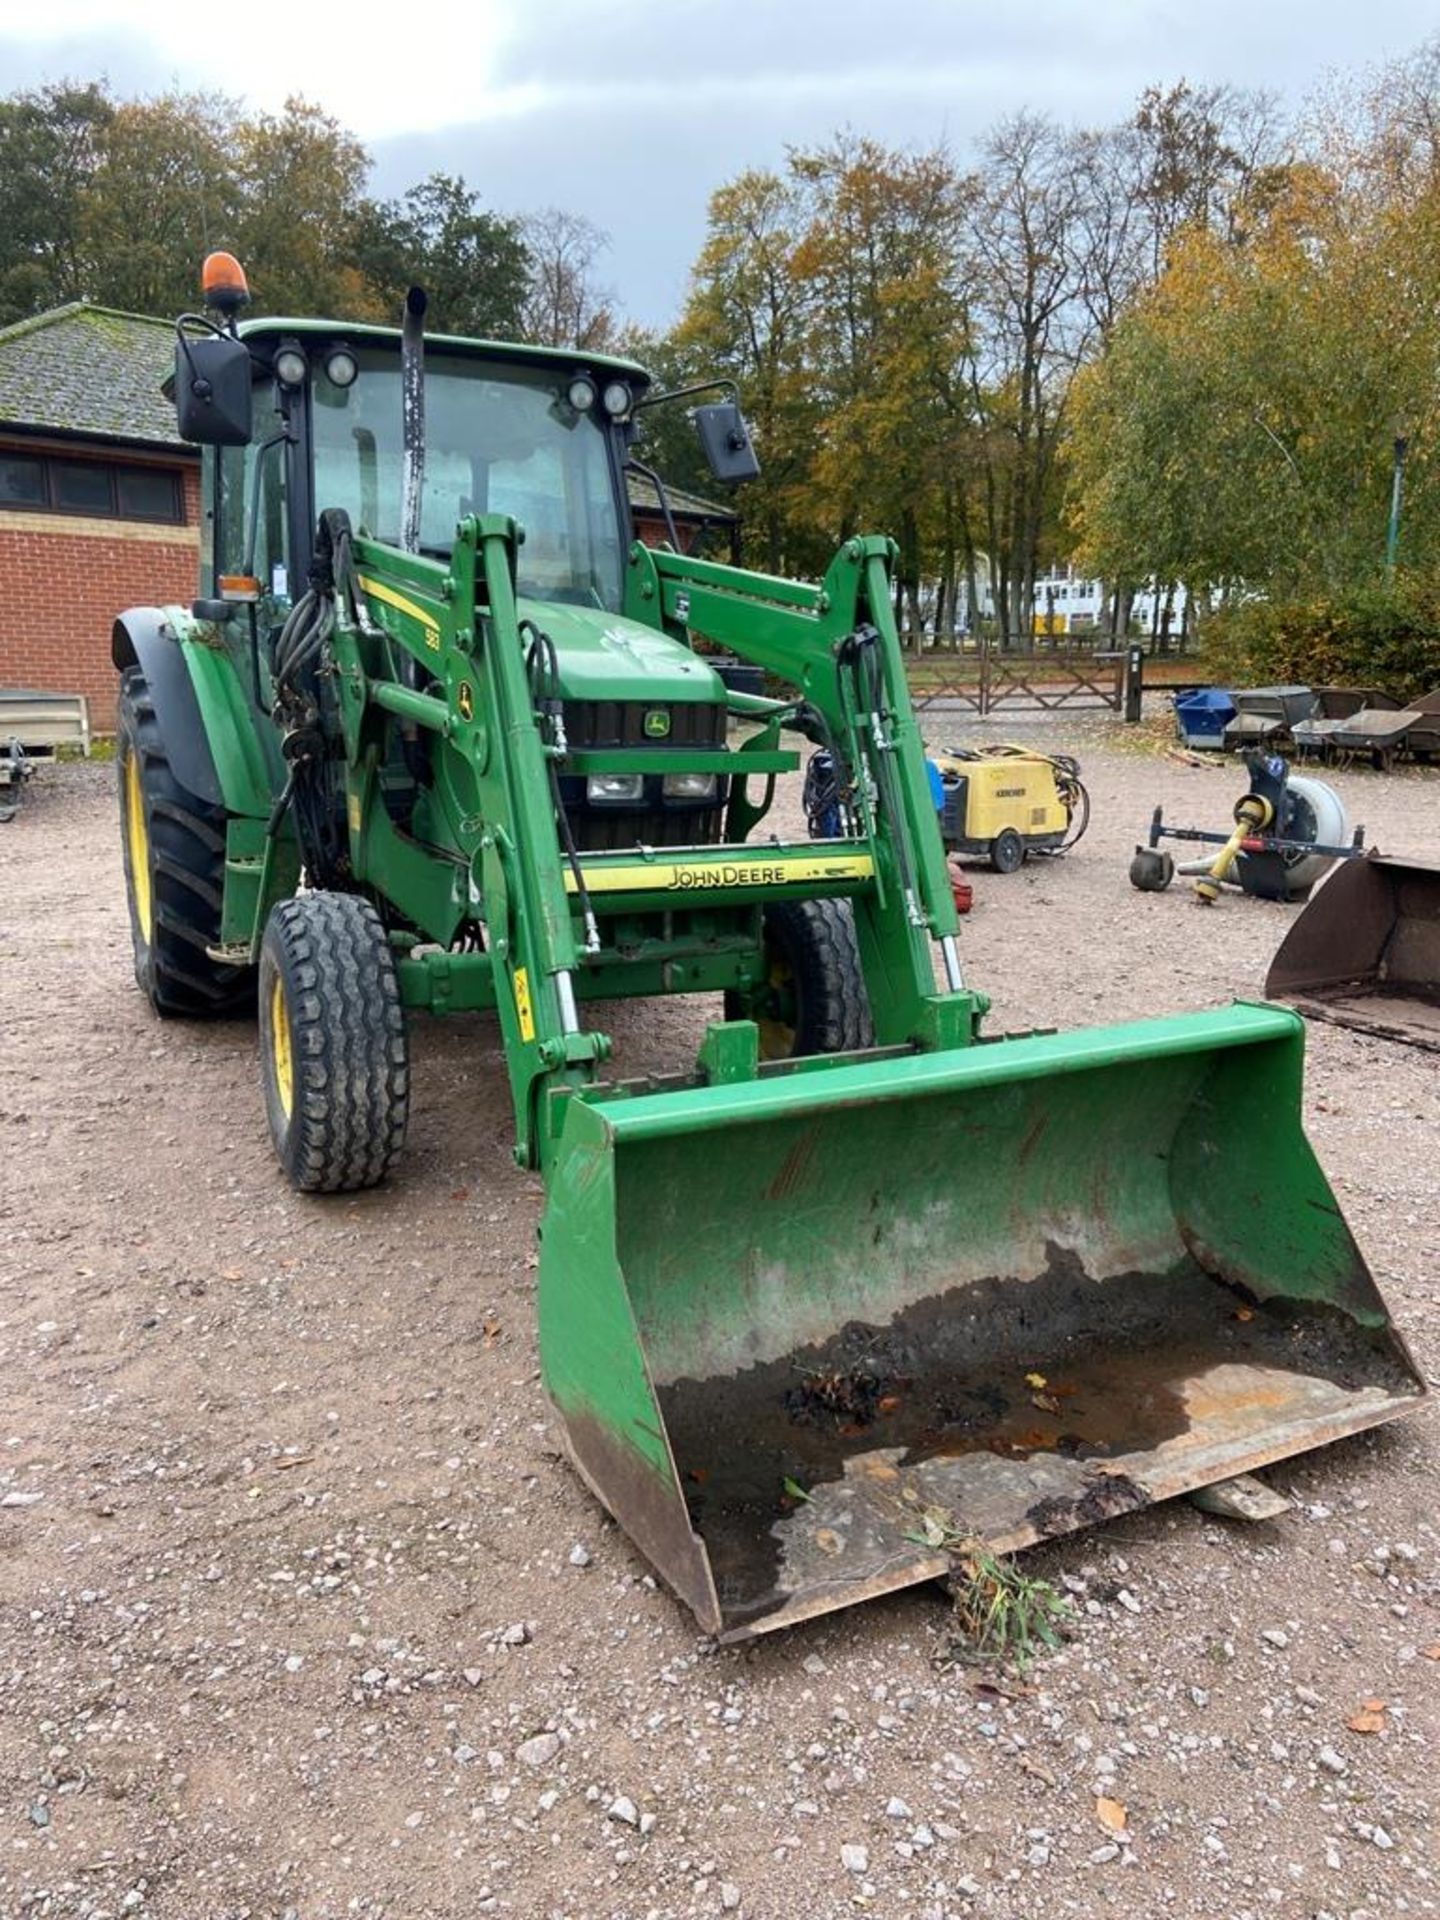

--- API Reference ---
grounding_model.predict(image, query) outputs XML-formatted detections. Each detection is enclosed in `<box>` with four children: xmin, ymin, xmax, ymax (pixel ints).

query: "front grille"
<box><xmin>563</xmin><ymin>700</ymin><xmax>725</xmax><ymax>749</ymax></box>
<box><xmin>571</xmin><ymin>805</ymin><xmax>725</xmax><ymax>851</ymax></box>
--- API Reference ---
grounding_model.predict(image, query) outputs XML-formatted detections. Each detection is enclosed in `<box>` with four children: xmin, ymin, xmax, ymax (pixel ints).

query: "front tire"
<box><xmin>258</xmin><ymin>892</ymin><xmax>410</xmax><ymax>1192</ymax></box>
<box><xmin>726</xmin><ymin>898</ymin><xmax>874</xmax><ymax>1061</ymax></box>
<box><xmin>117</xmin><ymin>664</ymin><xmax>255</xmax><ymax>1017</ymax></box>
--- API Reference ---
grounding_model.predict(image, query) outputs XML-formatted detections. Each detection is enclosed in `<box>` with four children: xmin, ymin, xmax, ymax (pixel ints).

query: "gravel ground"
<box><xmin>1</xmin><ymin>722</ymin><xmax>1437</xmax><ymax>1920</ymax></box>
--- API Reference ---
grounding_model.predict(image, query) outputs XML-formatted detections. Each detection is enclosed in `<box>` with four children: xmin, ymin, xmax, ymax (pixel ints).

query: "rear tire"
<box><xmin>725</xmin><ymin>898</ymin><xmax>874</xmax><ymax>1060</ymax></box>
<box><xmin>117</xmin><ymin>664</ymin><xmax>255</xmax><ymax>1017</ymax></box>
<box><xmin>989</xmin><ymin>828</ymin><xmax>1025</xmax><ymax>873</ymax></box>
<box><xmin>258</xmin><ymin>892</ymin><xmax>410</xmax><ymax>1192</ymax></box>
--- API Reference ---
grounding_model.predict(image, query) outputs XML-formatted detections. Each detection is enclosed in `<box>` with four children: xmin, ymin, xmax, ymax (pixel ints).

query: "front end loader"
<box><xmin>113</xmin><ymin>255</ymin><xmax>1423</xmax><ymax>1639</ymax></box>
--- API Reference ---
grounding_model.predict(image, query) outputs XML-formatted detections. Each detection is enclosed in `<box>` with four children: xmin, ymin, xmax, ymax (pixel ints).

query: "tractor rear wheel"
<box><xmin>258</xmin><ymin>892</ymin><xmax>410</xmax><ymax>1192</ymax></box>
<box><xmin>726</xmin><ymin>898</ymin><xmax>874</xmax><ymax>1060</ymax></box>
<box><xmin>117</xmin><ymin>664</ymin><xmax>256</xmax><ymax>1018</ymax></box>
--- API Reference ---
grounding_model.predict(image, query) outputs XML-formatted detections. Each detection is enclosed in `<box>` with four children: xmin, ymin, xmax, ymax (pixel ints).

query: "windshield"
<box><xmin>310</xmin><ymin>348</ymin><xmax>627</xmax><ymax>611</ymax></box>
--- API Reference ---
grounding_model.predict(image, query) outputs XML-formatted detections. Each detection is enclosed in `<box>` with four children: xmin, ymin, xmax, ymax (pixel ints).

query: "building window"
<box><xmin>0</xmin><ymin>449</ymin><xmax>183</xmax><ymax>524</ymax></box>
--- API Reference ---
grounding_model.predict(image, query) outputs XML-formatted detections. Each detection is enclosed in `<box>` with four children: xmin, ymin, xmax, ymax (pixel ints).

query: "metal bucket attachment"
<box><xmin>1267</xmin><ymin>854</ymin><xmax>1440</xmax><ymax>1050</ymax></box>
<box><xmin>538</xmin><ymin>1005</ymin><xmax>1423</xmax><ymax>1638</ymax></box>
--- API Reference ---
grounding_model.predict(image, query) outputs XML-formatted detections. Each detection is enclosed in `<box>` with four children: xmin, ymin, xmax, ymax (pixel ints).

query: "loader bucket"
<box><xmin>1267</xmin><ymin>854</ymin><xmax>1440</xmax><ymax>1051</ymax></box>
<box><xmin>538</xmin><ymin>1004</ymin><xmax>1422</xmax><ymax>1639</ymax></box>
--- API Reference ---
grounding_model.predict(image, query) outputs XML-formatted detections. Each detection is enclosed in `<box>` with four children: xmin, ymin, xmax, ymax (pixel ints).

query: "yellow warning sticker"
<box><xmin>562</xmin><ymin>853</ymin><xmax>874</xmax><ymax>895</ymax></box>
<box><xmin>513</xmin><ymin>965</ymin><xmax>535</xmax><ymax>1041</ymax></box>
<box><xmin>456</xmin><ymin>679</ymin><xmax>474</xmax><ymax>721</ymax></box>
<box><xmin>347</xmin><ymin>792</ymin><xmax>361</xmax><ymax>832</ymax></box>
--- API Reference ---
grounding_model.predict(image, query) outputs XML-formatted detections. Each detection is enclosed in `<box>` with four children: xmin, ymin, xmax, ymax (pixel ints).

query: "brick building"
<box><xmin>0</xmin><ymin>305</ymin><xmax>735</xmax><ymax>733</ymax></box>
<box><xmin>0</xmin><ymin>305</ymin><xmax>200</xmax><ymax>731</ymax></box>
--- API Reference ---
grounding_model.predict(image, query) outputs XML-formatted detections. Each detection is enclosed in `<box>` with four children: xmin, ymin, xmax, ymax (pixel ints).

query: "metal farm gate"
<box><xmin>909</xmin><ymin>640</ymin><xmax>1134</xmax><ymax>718</ymax></box>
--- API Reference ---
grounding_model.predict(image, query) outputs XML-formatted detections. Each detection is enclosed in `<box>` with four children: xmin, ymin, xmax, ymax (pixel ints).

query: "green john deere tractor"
<box><xmin>114</xmin><ymin>254</ymin><xmax>1423</xmax><ymax>1639</ymax></box>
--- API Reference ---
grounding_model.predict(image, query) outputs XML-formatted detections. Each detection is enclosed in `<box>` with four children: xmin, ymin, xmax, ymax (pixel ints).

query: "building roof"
<box><xmin>0</xmin><ymin>303</ymin><xmax>185</xmax><ymax>449</ymax></box>
<box><xmin>0</xmin><ymin>304</ymin><xmax>743</xmax><ymax>529</ymax></box>
<box><xmin>627</xmin><ymin>470</ymin><xmax>737</xmax><ymax>524</ymax></box>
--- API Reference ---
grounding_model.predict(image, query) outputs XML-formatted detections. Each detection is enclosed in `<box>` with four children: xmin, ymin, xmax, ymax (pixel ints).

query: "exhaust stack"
<box><xmin>400</xmin><ymin>285</ymin><xmax>427</xmax><ymax>554</ymax></box>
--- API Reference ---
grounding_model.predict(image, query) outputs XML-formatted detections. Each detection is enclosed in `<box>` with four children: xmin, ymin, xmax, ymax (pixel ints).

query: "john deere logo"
<box><xmin>643</xmin><ymin>708</ymin><xmax>671</xmax><ymax>739</ymax></box>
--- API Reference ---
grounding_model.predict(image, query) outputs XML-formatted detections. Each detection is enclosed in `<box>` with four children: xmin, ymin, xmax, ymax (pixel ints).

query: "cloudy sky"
<box><xmin>1</xmin><ymin>0</ymin><xmax>1435</xmax><ymax>323</ymax></box>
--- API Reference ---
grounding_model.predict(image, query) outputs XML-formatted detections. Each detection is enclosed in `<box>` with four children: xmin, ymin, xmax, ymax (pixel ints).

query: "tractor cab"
<box><xmin>177</xmin><ymin>270</ymin><xmax>758</xmax><ymax>856</ymax></box>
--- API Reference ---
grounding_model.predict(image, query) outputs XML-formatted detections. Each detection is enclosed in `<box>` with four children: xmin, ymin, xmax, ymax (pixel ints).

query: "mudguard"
<box><xmin>113</xmin><ymin>607</ymin><xmax>224</xmax><ymax>806</ymax></box>
<box><xmin>113</xmin><ymin>607</ymin><xmax>276</xmax><ymax>818</ymax></box>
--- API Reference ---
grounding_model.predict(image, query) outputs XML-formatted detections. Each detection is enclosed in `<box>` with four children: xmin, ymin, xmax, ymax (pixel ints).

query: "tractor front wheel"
<box><xmin>726</xmin><ymin>898</ymin><xmax>874</xmax><ymax>1060</ymax></box>
<box><xmin>258</xmin><ymin>892</ymin><xmax>410</xmax><ymax>1192</ymax></box>
<box><xmin>117</xmin><ymin>664</ymin><xmax>256</xmax><ymax>1017</ymax></box>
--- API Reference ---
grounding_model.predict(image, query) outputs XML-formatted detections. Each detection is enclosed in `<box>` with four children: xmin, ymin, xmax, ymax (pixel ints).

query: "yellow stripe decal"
<box><xmin>563</xmin><ymin>853</ymin><xmax>875</xmax><ymax>895</ymax></box>
<box><xmin>356</xmin><ymin>573</ymin><xmax>442</xmax><ymax>650</ymax></box>
<box><xmin>513</xmin><ymin>966</ymin><xmax>536</xmax><ymax>1042</ymax></box>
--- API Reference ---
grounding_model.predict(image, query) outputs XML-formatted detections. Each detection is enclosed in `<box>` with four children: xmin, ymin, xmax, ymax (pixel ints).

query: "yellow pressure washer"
<box><xmin>930</xmin><ymin>744</ymin><xmax>1090</xmax><ymax>872</ymax></box>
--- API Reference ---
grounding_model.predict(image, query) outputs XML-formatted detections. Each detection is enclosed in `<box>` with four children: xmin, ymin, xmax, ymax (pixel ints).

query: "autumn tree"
<box><xmin>673</xmin><ymin>168</ymin><xmax>820</xmax><ymax>574</ymax></box>
<box><xmin>82</xmin><ymin>93</ymin><xmax>240</xmax><ymax>317</ymax></box>
<box><xmin>229</xmin><ymin>97</ymin><xmax>374</xmax><ymax>314</ymax></box>
<box><xmin>785</xmin><ymin>135</ymin><xmax>977</xmax><ymax>636</ymax></box>
<box><xmin>521</xmin><ymin>208</ymin><xmax>615</xmax><ymax>350</ymax></box>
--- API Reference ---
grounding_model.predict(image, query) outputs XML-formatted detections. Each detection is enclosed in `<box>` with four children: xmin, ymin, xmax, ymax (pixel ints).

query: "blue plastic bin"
<box><xmin>1174</xmin><ymin>688</ymin><xmax>1237</xmax><ymax>749</ymax></box>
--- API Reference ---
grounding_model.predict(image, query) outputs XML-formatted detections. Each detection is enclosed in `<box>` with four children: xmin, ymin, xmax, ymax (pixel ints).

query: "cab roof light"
<box><xmin>201</xmin><ymin>252</ymin><xmax>250</xmax><ymax>318</ymax></box>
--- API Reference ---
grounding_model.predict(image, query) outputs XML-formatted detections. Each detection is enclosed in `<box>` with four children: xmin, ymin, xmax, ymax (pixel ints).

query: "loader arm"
<box><xmin>331</xmin><ymin>517</ymin><xmax>985</xmax><ymax>1166</ymax></box>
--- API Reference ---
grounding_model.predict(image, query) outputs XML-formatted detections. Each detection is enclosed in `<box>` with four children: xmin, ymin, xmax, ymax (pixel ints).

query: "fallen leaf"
<box><xmin>877</xmin><ymin>1394</ymin><xmax>901</xmax><ymax>1414</ymax></box>
<box><xmin>1020</xmin><ymin>1756</ymin><xmax>1057</xmax><ymax>1786</ymax></box>
<box><xmin>1095</xmin><ymin>1795</ymin><xmax>1127</xmax><ymax>1833</ymax></box>
<box><xmin>1423</xmin><ymin>1644</ymin><xmax>1440</xmax><ymax>1661</ymax></box>
<box><xmin>220</xmin><ymin>1268</ymin><xmax>246</xmax><ymax>1283</ymax></box>
<box><xmin>481</xmin><ymin>1317</ymin><xmax>502</xmax><ymax>1348</ymax></box>
<box><xmin>1025</xmin><ymin>1371</ymin><xmax>1048</xmax><ymax>1389</ymax></box>
<box><xmin>972</xmin><ymin>1678</ymin><xmax>1038</xmax><ymax>1701</ymax></box>
<box><xmin>1234</xmin><ymin>1307</ymin><xmax>1254</xmax><ymax>1322</ymax></box>
<box><xmin>1347</xmin><ymin>1699</ymin><xmax>1387</xmax><ymax>1734</ymax></box>
<box><xmin>1031</xmin><ymin>1391</ymin><xmax>1062</xmax><ymax>1415</ymax></box>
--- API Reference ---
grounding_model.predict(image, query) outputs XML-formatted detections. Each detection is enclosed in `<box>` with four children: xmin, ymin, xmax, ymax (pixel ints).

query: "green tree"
<box><xmin>354</xmin><ymin>173</ymin><xmax>530</xmax><ymax>336</ymax></box>
<box><xmin>0</xmin><ymin>82</ymin><xmax>113</xmax><ymax>322</ymax></box>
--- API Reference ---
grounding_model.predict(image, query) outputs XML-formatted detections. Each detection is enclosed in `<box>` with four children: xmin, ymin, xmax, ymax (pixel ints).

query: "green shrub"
<box><xmin>1203</xmin><ymin>574</ymin><xmax>1440</xmax><ymax>702</ymax></box>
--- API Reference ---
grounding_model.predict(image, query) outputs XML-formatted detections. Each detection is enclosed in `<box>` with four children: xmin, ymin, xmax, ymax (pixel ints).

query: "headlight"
<box><xmin>323</xmin><ymin>344</ymin><xmax>358</xmax><ymax>388</ymax></box>
<box><xmin>586</xmin><ymin>773</ymin><xmax>644</xmax><ymax>803</ymax></box>
<box><xmin>662</xmin><ymin>772</ymin><xmax>719</xmax><ymax>801</ymax></box>
<box><xmin>602</xmin><ymin>379</ymin><xmax>631</xmax><ymax>418</ymax></box>
<box><xmin>568</xmin><ymin>374</ymin><xmax>597</xmax><ymax>412</ymax></box>
<box><xmin>273</xmin><ymin>345</ymin><xmax>308</xmax><ymax>388</ymax></box>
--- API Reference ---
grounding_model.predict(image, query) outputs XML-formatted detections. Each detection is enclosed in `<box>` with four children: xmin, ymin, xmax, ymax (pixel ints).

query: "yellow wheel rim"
<box><xmin>124</xmin><ymin>750</ymin><xmax>153</xmax><ymax>943</ymax></box>
<box><xmin>270</xmin><ymin>974</ymin><xmax>294</xmax><ymax>1119</ymax></box>
<box><xmin>756</xmin><ymin>955</ymin><xmax>797</xmax><ymax>1061</ymax></box>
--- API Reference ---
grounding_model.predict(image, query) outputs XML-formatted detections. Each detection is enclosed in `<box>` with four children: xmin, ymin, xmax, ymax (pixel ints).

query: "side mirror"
<box><xmin>693</xmin><ymin>402</ymin><xmax>760</xmax><ymax>485</ymax></box>
<box><xmin>175</xmin><ymin>333</ymin><xmax>253</xmax><ymax>445</ymax></box>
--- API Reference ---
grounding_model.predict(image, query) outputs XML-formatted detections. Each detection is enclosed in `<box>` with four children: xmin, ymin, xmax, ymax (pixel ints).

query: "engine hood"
<box><xmin>520</xmin><ymin>600</ymin><xmax>724</xmax><ymax>706</ymax></box>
